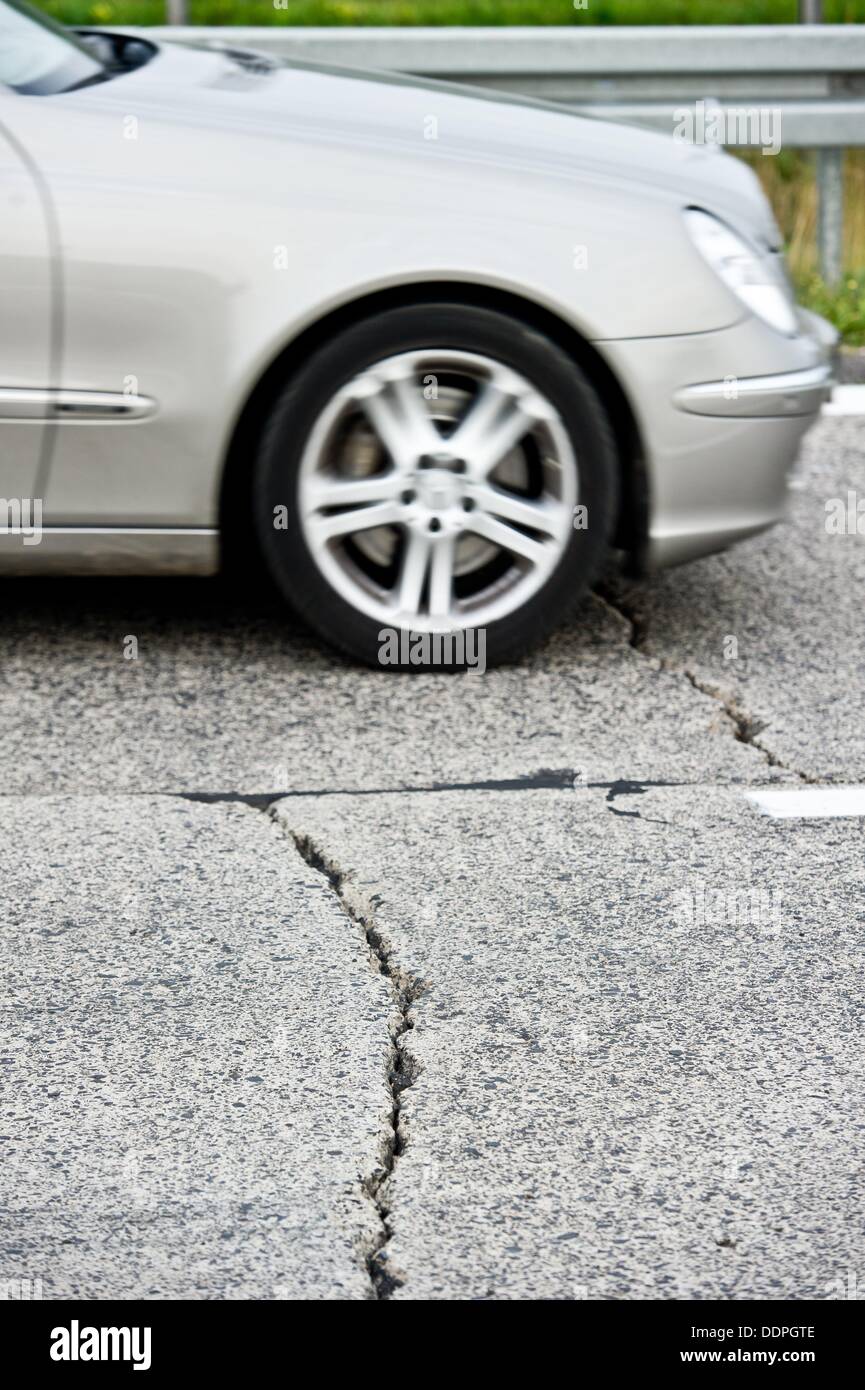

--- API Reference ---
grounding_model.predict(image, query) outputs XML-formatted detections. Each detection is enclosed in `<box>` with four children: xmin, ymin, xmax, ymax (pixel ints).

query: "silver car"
<box><xmin>0</xmin><ymin>1</ymin><xmax>837</xmax><ymax>666</ymax></box>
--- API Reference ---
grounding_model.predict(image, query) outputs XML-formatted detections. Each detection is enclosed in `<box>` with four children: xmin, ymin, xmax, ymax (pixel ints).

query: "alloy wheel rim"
<box><xmin>297</xmin><ymin>348</ymin><xmax>578</xmax><ymax>633</ymax></box>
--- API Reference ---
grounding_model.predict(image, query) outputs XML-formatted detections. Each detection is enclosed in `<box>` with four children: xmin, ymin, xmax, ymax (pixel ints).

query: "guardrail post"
<box><xmin>798</xmin><ymin>0</ymin><xmax>842</xmax><ymax>282</ymax></box>
<box><xmin>816</xmin><ymin>147</ymin><xmax>844</xmax><ymax>284</ymax></box>
<box><xmin>166</xmin><ymin>0</ymin><xmax>188</xmax><ymax>22</ymax></box>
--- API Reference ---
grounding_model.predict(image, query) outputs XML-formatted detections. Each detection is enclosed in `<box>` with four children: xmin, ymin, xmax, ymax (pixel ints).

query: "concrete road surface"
<box><xmin>1</xmin><ymin>414</ymin><xmax>863</xmax><ymax>1300</ymax></box>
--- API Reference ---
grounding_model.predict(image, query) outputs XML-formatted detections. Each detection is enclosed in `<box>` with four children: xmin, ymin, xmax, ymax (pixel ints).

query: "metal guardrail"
<box><xmin>137</xmin><ymin>25</ymin><xmax>865</xmax><ymax>282</ymax></box>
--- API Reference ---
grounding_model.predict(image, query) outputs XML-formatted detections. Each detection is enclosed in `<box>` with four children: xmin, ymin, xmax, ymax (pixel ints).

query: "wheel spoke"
<box><xmin>472</xmin><ymin>484</ymin><xmax>570</xmax><ymax>540</ymax></box>
<box><xmin>355</xmin><ymin>371</ymin><xmax>441</xmax><ymax>471</ymax></box>
<box><xmin>428</xmin><ymin>534</ymin><xmax>456</xmax><ymax>619</ymax></box>
<box><xmin>449</xmin><ymin>380</ymin><xmax>541</xmax><ymax>479</ymax></box>
<box><xmin>396</xmin><ymin>529</ymin><xmax>431</xmax><ymax>617</ymax></box>
<box><xmin>390</xmin><ymin>373</ymin><xmax>443</xmax><ymax>458</ymax></box>
<box><xmin>305</xmin><ymin>473</ymin><xmax>401</xmax><ymax>513</ymax></box>
<box><xmin>462</xmin><ymin>509</ymin><xmax>551</xmax><ymax>568</ymax></box>
<box><xmin>308</xmin><ymin>498</ymin><xmax>404</xmax><ymax>543</ymax></box>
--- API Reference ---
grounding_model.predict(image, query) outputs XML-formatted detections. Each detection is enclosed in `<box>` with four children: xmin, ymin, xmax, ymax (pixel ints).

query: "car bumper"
<box><xmin>597</xmin><ymin>307</ymin><xmax>839</xmax><ymax>570</ymax></box>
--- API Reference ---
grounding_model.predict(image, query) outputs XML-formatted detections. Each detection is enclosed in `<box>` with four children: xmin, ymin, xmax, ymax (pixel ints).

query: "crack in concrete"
<box><xmin>594</xmin><ymin>585</ymin><xmax>816</xmax><ymax>784</ymax></box>
<box><xmin>594</xmin><ymin>582</ymin><xmax>649</xmax><ymax>651</ymax></box>
<box><xmin>676</xmin><ymin>669</ymin><xmax>815</xmax><ymax>782</ymax></box>
<box><xmin>285</xmin><ymin>826</ymin><xmax>424</xmax><ymax>1301</ymax></box>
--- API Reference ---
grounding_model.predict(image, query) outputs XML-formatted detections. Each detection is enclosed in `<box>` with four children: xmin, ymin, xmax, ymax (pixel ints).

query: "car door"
<box><xmin>0</xmin><ymin>96</ymin><xmax>54</xmax><ymax>510</ymax></box>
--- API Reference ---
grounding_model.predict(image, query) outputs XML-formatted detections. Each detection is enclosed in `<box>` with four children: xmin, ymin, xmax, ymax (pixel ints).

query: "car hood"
<box><xmin>85</xmin><ymin>35</ymin><xmax>781</xmax><ymax>248</ymax></box>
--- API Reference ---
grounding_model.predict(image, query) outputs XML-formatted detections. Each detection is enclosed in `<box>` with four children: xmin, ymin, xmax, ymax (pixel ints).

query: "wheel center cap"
<box><xmin>416</xmin><ymin>467</ymin><xmax>461</xmax><ymax>512</ymax></box>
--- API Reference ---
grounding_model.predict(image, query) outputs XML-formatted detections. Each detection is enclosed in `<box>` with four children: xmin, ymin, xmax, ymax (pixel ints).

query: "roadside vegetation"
<box><xmin>44</xmin><ymin>2</ymin><xmax>865</xmax><ymax>25</ymax></box>
<box><xmin>742</xmin><ymin>150</ymin><xmax>865</xmax><ymax>345</ymax></box>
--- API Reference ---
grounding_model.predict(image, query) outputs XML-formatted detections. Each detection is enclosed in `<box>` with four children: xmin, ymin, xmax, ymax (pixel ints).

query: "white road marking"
<box><xmin>746</xmin><ymin>785</ymin><xmax>865</xmax><ymax>819</ymax></box>
<box><xmin>823</xmin><ymin>385</ymin><xmax>865</xmax><ymax>417</ymax></box>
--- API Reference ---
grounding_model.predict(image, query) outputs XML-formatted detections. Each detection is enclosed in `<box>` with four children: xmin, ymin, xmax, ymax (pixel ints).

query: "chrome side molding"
<box><xmin>0</xmin><ymin>389</ymin><xmax>48</xmax><ymax>420</ymax></box>
<box><xmin>674</xmin><ymin>364</ymin><xmax>833</xmax><ymax>419</ymax></box>
<box><xmin>0</xmin><ymin>388</ymin><xmax>157</xmax><ymax>421</ymax></box>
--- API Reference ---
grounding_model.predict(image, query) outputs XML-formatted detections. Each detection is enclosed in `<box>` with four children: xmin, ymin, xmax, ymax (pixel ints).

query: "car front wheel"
<box><xmin>254</xmin><ymin>303</ymin><xmax>618</xmax><ymax>668</ymax></box>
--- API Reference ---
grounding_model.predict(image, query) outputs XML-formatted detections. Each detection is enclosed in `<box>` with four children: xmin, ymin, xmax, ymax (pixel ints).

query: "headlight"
<box><xmin>684</xmin><ymin>208</ymin><xmax>798</xmax><ymax>336</ymax></box>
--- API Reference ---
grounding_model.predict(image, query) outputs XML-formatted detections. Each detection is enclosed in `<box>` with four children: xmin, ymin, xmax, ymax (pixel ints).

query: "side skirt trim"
<box><xmin>0</xmin><ymin>527</ymin><xmax>219</xmax><ymax>575</ymax></box>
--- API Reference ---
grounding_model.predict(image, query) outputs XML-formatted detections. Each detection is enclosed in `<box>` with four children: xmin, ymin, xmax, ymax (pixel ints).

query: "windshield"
<box><xmin>0</xmin><ymin>0</ymin><xmax>104</xmax><ymax>94</ymax></box>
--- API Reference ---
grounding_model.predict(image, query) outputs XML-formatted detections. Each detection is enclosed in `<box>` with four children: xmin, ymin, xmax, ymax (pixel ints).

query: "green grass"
<box><xmin>37</xmin><ymin>1</ymin><xmax>865</xmax><ymax>29</ymax></box>
<box><xmin>795</xmin><ymin>271</ymin><xmax>865</xmax><ymax>345</ymax></box>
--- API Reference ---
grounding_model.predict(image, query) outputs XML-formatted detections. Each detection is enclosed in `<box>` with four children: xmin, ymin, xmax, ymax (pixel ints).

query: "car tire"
<box><xmin>253</xmin><ymin>303</ymin><xmax>619</xmax><ymax>668</ymax></box>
